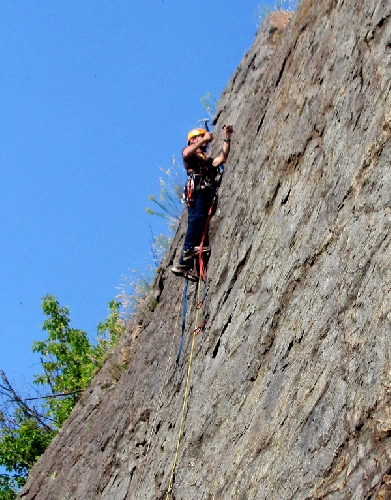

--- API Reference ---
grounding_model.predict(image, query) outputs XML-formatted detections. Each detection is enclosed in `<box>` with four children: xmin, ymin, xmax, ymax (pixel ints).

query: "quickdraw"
<box><xmin>194</xmin><ymin>313</ymin><xmax>209</xmax><ymax>335</ymax></box>
<box><xmin>196</xmin><ymin>286</ymin><xmax>209</xmax><ymax>310</ymax></box>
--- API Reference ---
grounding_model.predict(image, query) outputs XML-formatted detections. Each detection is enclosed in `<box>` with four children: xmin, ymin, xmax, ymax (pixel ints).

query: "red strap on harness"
<box><xmin>186</xmin><ymin>177</ymin><xmax>195</xmax><ymax>207</ymax></box>
<box><xmin>198</xmin><ymin>198</ymin><xmax>215</xmax><ymax>281</ymax></box>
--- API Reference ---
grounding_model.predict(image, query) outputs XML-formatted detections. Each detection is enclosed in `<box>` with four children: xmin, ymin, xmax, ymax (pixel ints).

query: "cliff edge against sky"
<box><xmin>21</xmin><ymin>0</ymin><xmax>391</xmax><ymax>498</ymax></box>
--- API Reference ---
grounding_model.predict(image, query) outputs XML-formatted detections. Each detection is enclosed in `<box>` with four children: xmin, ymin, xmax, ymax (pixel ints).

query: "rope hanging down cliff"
<box><xmin>165</xmin><ymin>271</ymin><xmax>205</xmax><ymax>499</ymax></box>
<box><xmin>132</xmin><ymin>128</ymin><xmax>228</xmax><ymax>498</ymax></box>
<box><xmin>167</xmin><ymin>195</ymin><xmax>217</xmax><ymax>497</ymax></box>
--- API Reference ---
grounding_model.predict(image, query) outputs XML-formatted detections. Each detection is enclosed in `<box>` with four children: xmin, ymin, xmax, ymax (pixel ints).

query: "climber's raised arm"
<box><xmin>182</xmin><ymin>131</ymin><xmax>214</xmax><ymax>161</ymax></box>
<box><xmin>212</xmin><ymin>125</ymin><xmax>233</xmax><ymax>167</ymax></box>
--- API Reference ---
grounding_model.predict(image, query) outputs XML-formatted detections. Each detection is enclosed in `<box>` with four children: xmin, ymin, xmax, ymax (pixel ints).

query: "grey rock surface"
<box><xmin>20</xmin><ymin>1</ymin><xmax>391</xmax><ymax>499</ymax></box>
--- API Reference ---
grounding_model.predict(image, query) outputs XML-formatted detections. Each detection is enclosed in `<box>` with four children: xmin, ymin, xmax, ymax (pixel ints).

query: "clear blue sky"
<box><xmin>1</xmin><ymin>0</ymin><xmax>275</xmax><ymax>390</ymax></box>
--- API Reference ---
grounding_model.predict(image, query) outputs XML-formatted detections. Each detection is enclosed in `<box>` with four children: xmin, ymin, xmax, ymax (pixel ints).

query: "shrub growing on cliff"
<box><xmin>0</xmin><ymin>295</ymin><xmax>125</xmax><ymax>498</ymax></box>
<box><xmin>31</xmin><ymin>295</ymin><xmax>97</xmax><ymax>427</ymax></box>
<box><xmin>117</xmin><ymin>157</ymin><xmax>186</xmax><ymax>321</ymax></box>
<box><xmin>200</xmin><ymin>92</ymin><xmax>217</xmax><ymax>119</ymax></box>
<box><xmin>145</xmin><ymin>157</ymin><xmax>185</xmax><ymax>234</ymax></box>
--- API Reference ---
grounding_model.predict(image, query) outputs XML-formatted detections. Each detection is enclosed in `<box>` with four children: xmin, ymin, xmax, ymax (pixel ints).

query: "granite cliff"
<box><xmin>20</xmin><ymin>0</ymin><xmax>391</xmax><ymax>498</ymax></box>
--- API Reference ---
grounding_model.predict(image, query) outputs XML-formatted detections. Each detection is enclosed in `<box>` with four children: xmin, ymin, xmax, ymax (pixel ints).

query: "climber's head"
<box><xmin>187</xmin><ymin>128</ymin><xmax>207</xmax><ymax>145</ymax></box>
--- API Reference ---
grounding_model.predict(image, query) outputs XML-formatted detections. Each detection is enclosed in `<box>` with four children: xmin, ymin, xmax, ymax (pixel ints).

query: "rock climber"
<box><xmin>171</xmin><ymin>124</ymin><xmax>233</xmax><ymax>281</ymax></box>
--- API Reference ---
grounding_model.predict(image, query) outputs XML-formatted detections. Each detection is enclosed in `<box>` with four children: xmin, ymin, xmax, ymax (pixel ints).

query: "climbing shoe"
<box><xmin>186</xmin><ymin>269</ymin><xmax>200</xmax><ymax>282</ymax></box>
<box><xmin>182</xmin><ymin>246</ymin><xmax>211</xmax><ymax>262</ymax></box>
<box><xmin>171</xmin><ymin>264</ymin><xmax>199</xmax><ymax>282</ymax></box>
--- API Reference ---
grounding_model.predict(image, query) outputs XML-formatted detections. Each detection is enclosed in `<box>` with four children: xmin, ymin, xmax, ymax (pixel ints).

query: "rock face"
<box><xmin>20</xmin><ymin>1</ymin><xmax>391</xmax><ymax>499</ymax></box>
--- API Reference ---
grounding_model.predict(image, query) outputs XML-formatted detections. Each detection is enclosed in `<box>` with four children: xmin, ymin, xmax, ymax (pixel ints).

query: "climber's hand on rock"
<box><xmin>223</xmin><ymin>124</ymin><xmax>234</xmax><ymax>137</ymax></box>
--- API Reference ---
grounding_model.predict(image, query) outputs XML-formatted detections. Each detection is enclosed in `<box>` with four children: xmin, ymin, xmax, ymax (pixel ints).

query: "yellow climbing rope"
<box><xmin>165</xmin><ymin>275</ymin><xmax>203</xmax><ymax>499</ymax></box>
<box><xmin>132</xmin><ymin>300</ymin><xmax>183</xmax><ymax>500</ymax></box>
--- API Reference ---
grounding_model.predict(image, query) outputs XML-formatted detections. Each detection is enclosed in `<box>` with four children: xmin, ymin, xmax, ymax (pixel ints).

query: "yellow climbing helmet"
<box><xmin>187</xmin><ymin>128</ymin><xmax>206</xmax><ymax>144</ymax></box>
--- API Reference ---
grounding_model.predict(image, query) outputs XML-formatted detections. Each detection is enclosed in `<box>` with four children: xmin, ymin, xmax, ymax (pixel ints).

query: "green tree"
<box><xmin>32</xmin><ymin>294</ymin><xmax>97</xmax><ymax>427</ymax></box>
<box><xmin>92</xmin><ymin>300</ymin><xmax>125</xmax><ymax>361</ymax></box>
<box><xmin>0</xmin><ymin>295</ymin><xmax>125</xmax><ymax>498</ymax></box>
<box><xmin>0</xmin><ymin>369</ymin><xmax>55</xmax><ymax>499</ymax></box>
<box><xmin>0</xmin><ymin>474</ymin><xmax>20</xmax><ymax>500</ymax></box>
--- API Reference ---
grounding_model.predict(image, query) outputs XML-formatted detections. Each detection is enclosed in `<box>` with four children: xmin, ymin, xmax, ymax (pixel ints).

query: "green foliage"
<box><xmin>0</xmin><ymin>474</ymin><xmax>19</xmax><ymax>500</ymax></box>
<box><xmin>0</xmin><ymin>408</ymin><xmax>54</xmax><ymax>485</ymax></box>
<box><xmin>0</xmin><ymin>370</ymin><xmax>55</xmax><ymax>497</ymax></box>
<box><xmin>93</xmin><ymin>300</ymin><xmax>125</xmax><ymax>362</ymax></box>
<box><xmin>32</xmin><ymin>294</ymin><xmax>97</xmax><ymax>427</ymax></box>
<box><xmin>0</xmin><ymin>295</ymin><xmax>125</xmax><ymax>497</ymax></box>
<box><xmin>0</xmin><ymin>367</ymin><xmax>57</xmax><ymax>497</ymax></box>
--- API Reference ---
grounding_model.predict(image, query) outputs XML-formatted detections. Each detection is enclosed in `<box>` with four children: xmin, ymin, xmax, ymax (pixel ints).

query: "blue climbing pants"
<box><xmin>180</xmin><ymin>188</ymin><xmax>213</xmax><ymax>264</ymax></box>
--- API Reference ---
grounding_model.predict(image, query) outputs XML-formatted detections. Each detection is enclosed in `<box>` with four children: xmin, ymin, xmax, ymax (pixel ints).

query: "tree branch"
<box><xmin>0</xmin><ymin>370</ymin><xmax>54</xmax><ymax>432</ymax></box>
<box><xmin>25</xmin><ymin>390</ymin><xmax>83</xmax><ymax>401</ymax></box>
